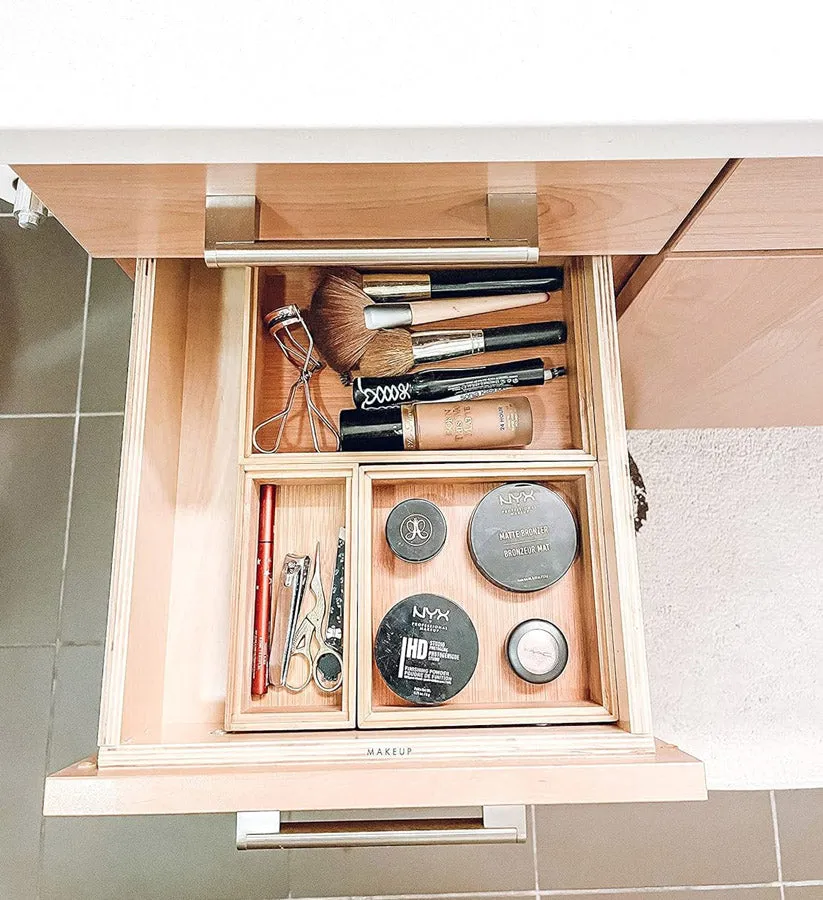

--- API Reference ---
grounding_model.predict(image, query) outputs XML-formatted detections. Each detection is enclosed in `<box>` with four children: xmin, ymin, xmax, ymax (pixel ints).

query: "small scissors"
<box><xmin>284</xmin><ymin>542</ymin><xmax>344</xmax><ymax>693</ymax></box>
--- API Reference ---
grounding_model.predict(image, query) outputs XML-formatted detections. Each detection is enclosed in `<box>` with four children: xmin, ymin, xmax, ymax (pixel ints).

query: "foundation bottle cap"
<box><xmin>339</xmin><ymin>406</ymin><xmax>407</xmax><ymax>452</ymax></box>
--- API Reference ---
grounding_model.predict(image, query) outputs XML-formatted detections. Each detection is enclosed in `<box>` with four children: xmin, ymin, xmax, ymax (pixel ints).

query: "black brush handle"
<box><xmin>482</xmin><ymin>320</ymin><xmax>567</xmax><ymax>352</ymax></box>
<box><xmin>429</xmin><ymin>267</ymin><xmax>564</xmax><ymax>298</ymax></box>
<box><xmin>353</xmin><ymin>358</ymin><xmax>548</xmax><ymax>409</ymax></box>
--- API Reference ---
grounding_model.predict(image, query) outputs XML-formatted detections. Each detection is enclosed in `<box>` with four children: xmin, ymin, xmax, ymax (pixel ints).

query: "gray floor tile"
<box><xmin>42</xmin><ymin>815</ymin><xmax>289</xmax><ymax>899</ymax></box>
<box><xmin>535</xmin><ymin>791</ymin><xmax>778</xmax><ymax>889</ymax></box>
<box><xmin>288</xmin><ymin>833</ymin><xmax>534</xmax><ymax>897</ymax></box>
<box><xmin>60</xmin><ymin>415</ymin><xmax>123</xmax><ymax>643</ymax></box>
<box><xmin>0</xmin><ymin>215</ymin><xmax>87</xmax><ymax>413</ymax></box>
<box><xmin>786</xmin><ymin>888</ymin><xmax>823</xmax><ymax>900</ymax></box>
<box><xmin>0</xmin><ymin>417</ymin><xmax>73</xmax><ymax>644</ymax></box>
<box><xmin>0</xmin><ymin>646</ymin><xmax>55</xmax><ymax>899</ymax></box>
<box><xmin>48</xmin><ymin>643</ymin><xmax>104</xmax><ymax>771</ymax></box>
<box><xmin>80</xmin><ymin>258</ymin><xmax>133</xmax><ymax>413</ymax></box>
<box><xmin>775</xmin><ymin>789</ymin><xmax>823</xmax><ymax>881</ymax></box>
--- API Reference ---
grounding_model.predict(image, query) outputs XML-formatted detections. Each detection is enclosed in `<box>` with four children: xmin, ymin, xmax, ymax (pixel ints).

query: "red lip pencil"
<box><xmin>251</xmin><ymin>484</ymin><xmax>276</xmax><ymax>697</ymax></box>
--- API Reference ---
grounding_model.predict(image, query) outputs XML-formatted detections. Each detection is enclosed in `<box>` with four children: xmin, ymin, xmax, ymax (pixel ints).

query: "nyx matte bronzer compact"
<box><xmin>468</xmin><ymin>482</ymin><xmax>578</xmax><ymax>592</ymax></box>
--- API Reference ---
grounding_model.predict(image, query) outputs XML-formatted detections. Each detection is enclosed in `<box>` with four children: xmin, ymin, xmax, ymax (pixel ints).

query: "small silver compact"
<box><xmin>506</xmin><ymin>619</ymin><xmax>568</xmax><ymax>684</ymax></box>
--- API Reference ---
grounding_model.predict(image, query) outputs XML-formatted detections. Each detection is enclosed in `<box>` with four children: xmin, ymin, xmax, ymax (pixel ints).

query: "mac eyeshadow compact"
<box><xmin>374</xmin><ymin>593</ymin><xmax>479</xmax><ymax>705</ymax></box>
<box><xmin>385</xmin><ymin>498</ymin><xmax>447</xmax><ymax>563</ymax></box>
<box><xmin>468</xmin><ymin>482</ymin><xmax>578</xmax><ymax>592</ymax></box>
<box><xmin>506</xmin><ymin>619</ymin><xmax>568</xmax><ymax>684</ymax></box>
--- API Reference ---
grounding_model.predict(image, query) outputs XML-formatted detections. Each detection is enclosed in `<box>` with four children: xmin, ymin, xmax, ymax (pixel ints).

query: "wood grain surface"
<box><xmin>14</xmin><ymin>159</ymin><xmax>724</xmax><ymax>257</ymax></box>
<box><xmin>366</xmin><ymin>476</ymin><xmax>601</xmax><ymax>721</ymax></box>
<box><xmin>674</xmin><ymin>158</ymin><xmax>823</xmax><ymax>251</ymax></box>
<box><xmin>251</xmin><ymin>267</ymin><xmax>575</xmax><ymax>455</ymax></box>
<box><xmin>619</xmin><ymin>251</ymin><xmax>823</xmax><ymax>428</ymax></box>
<box><xmin>243</xmin><ymin>481</ymin><xmax>347</xmax><ymax>716</ymax></box>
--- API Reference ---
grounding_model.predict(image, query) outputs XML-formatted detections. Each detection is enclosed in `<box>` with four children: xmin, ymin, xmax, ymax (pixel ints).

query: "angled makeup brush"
<box><xmin>348</xmin><ymin>320</ymin><xmax>567</xmax><ymax>379</ymax></box>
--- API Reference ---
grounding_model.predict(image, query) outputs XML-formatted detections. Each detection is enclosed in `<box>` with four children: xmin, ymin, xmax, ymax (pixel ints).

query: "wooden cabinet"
<box><xmin>43</xmin><ymin>255</ymin><xmax>706</xmax><ymax>817</ymax></box>
<box><xmin>13</xmin><ymin>160</ymin><xmax>725</xmax><ymax>258</ymax></box>
<box><xmin>619</xmin><ymin>251</ymin><xmax>823</xmax><ymax>429</ymax></box>
<box><xmin>673</xmin><ymin>158</ymin><xmax>823</xmax><ymax>252</ymax></box>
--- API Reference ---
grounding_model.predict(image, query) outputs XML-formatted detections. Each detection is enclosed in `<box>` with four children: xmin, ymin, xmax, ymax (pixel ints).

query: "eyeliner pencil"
<box><xmin>251</xmin><ymin>484</ymin><xmax>276</xmax><ymax>697</ymax></box>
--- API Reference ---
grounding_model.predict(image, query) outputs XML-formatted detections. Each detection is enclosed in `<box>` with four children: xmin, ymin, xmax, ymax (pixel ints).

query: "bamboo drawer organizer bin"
<box><xmin>42</xmin><ymin>254</ymin><xmax>707</xmax><ymax>817</ymax></box>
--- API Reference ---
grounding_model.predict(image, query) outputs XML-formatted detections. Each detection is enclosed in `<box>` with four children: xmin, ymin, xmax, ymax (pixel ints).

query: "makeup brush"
<box><xmin>349</xmin><ymin>320</ymin><xmax>567</xmax><ymax>379</ymax></box>
<box><xmin>305</xmin><ymin>273</ymin><xmax>375</xmax><ymax>373</ymax></box>
<box><xmin>363</xmin><ymin>292</ymin><xmax>549</xmax><ymax>330</ymax></box>
<box><xmin>358</xmin><ymin>266</ymin><xmax>564</xmax><ymax>301</ymax></box>
<box><xmin>309</xmin><ymin>272</ymin><xmax>551</xmax><ymax>373</ymax></box>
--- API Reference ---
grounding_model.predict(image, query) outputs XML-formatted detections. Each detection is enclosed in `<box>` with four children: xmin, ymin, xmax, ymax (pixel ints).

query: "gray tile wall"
<box><xmin>0</xmin><ymin>213</ymin><xmax>821</xmax><ymax>900</ymax></box>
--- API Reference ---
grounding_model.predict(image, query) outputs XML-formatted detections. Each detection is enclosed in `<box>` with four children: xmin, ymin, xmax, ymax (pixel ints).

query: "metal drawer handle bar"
<box><xmin>236</xmin><ymin>805</ymin><xmax>527</xmax><ymax>849</ymax></box>
<box><xmin>204</xmin><ymin>193</ymin><xmax>539</xmax><ymax>268</ymax></box>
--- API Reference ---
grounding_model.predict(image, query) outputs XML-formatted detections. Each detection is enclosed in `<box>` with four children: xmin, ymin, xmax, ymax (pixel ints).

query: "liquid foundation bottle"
<box><xmin>339</xmin><ymin>396</ymin><xmax>533</xmax><ymax>452</ymax></box>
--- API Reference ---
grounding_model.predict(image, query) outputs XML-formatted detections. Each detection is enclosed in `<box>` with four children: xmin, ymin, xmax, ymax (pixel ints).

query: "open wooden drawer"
<box><xmin>44</xmin><ymin>255</ymin><xmax>706</xmax><ymax>816</ymax></box>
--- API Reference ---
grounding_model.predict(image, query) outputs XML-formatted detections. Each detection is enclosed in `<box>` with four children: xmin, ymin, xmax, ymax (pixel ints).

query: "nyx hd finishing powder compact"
<box><xmin>468</xmin><ymin>482</ymin><xmax>578</xmax><ymax>592</ymax></box>
<box><xmin>506</xmin><ymin>619</ymin><xmax>568</xmax><ymax>684</ymax></box>
<box><xmin>374</xmin><ymin>594</ymin><xmax>479</xmax><ymax>705</ymax></box>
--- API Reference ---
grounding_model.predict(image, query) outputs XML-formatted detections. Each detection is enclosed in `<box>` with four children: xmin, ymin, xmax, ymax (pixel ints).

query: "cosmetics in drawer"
<box><xmin>358</xmin><ymin>465</ymin><xmax>614</xmax><ymax>729</ymax></box>
<box><xmin>249</xmin><ymin>266</ymin><xmax>581</xmax><ymax>455</ymax></box>
<box><xmin>225</xmin><ymin>470</ymin><xmax>356</xmax><ymax>732</ymax></box>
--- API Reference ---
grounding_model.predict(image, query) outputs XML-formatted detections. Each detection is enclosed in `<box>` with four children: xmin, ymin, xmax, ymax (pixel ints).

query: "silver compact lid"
<box><xmin>506</xmin><ymin>619</ymin><xmax>568</xmax><ymax>684</ymax></box>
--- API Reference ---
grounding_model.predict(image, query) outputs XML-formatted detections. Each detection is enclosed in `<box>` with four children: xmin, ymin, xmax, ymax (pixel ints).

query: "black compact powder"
<box><xmin>506</xmin><ymin>619</ymin><xmax>568</xmax><ymax>684</ymax></box>
<box><xmin>374</xmin><ymin>594</ymin><xmax>478</xmax><ymax>705</ymax></box>
<box><xmin>468</xmin><ymin>482</ymin><xmax>578</xmax><ymax>592</ymax></box>
<box><xmin>385</xmin><ymin>498</ymin><xmax>447</xmax><ymax>563</ymax></box>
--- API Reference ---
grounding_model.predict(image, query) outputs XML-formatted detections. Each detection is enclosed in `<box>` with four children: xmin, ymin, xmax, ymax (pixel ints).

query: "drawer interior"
<box><xmin>358</xmin><ymin>465</ymin><xmax>614</xmax><ymax>728</ymax></box>
<box><xmin>98</xmin><ymin>255</ymin><xmax>653</xmax><ymax>769</ymax></box>
<box><xmin>248</xmin><ymin>266</ymin><xmax>587</xmax><ymax>456</ymax></box>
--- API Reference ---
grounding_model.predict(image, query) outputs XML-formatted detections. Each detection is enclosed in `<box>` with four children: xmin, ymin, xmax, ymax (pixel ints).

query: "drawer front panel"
<box><xmin>15</xmin><ymin>160</ymin><xmax>725</xmax><ymax>258</ymax></box>
<box><xmin>675</xmin><ymin>157</ymin><xmax>823</xmax><ymax>252</ymax></box>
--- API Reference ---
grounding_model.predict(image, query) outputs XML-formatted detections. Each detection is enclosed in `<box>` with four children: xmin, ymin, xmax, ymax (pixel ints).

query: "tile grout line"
<box><xmin>769</xmin><ymin>790</ymin><xmax>786</xmax><ymax>900</ymax></box>
<box><xmin>538</xmin><ymin>885</ymin><xmax>782</xmax><ymax>896</ymax></box>
<box><xmin>531</xmin><ymin>804</ymin><xmax>540</xmax><ymax>898</ymax></box>
<box><xmin>0</xmin><ymin>641</ymin><xmax>103</xmax><ymax>649</ymax></box>
<box><xmin>0</xmin><ymin>411</ymin><xmax>123</xmax><ymax>419</ymax></box>
<box><xmin>296</xmin><ymin>880</ymin><xmax>823</xmax><ymax>900</ymax></box>
<box><xmin>36</xmin><ymin>252</ymin><xmax>92</xmax><ymax>899</ymax></box>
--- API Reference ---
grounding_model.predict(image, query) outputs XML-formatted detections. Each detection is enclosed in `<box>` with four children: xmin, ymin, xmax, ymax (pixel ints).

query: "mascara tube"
<box><xmin>352</xmin><ymin>358</ymin><xmax>566</xmax><ymax>409</ymax></box>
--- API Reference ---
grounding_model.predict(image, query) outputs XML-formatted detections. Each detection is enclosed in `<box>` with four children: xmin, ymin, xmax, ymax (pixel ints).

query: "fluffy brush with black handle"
<box><xmin>347</xmin><ymin>320</ymin><xmax>567</xmax><ymax>379</ymax></box>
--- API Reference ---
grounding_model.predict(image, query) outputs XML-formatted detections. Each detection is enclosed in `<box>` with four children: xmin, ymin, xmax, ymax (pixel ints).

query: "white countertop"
<box><xmin>4</xmin><ymin>1</ymin><xmax>823</xmax><ymax>163</ymax></box>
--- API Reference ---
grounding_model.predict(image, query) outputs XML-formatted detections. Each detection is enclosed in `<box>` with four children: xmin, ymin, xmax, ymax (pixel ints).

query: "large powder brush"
<box><xmin>349</xmin><ymin>320</ymin><xmax>568</xmax><ymax>379</ymax></box>
<box><xmin>306</xmin><ymin>273</ymin><xmax>375</xmax><ymax>373</ymax></box>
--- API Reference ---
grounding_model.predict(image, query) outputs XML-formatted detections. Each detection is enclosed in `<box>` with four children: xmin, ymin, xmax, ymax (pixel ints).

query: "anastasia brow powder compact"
<box><xmin>506</xmin><ymin>619</ymin><xmax>568</xmax><ymax>684</ymax></box>
<box><xmin>374</xmin><ymin>593</ymin><xmax>479</xmax><ymax>705</ymax></box>
<box><xmin>468</xmin><ymin>482</ymin><xmax>578</xmax><ymax>592</ymax></box>
<box><xmin>385</xmin><ymin>498</ymin><xmax>447</xmax><ymax>563</ymax></box>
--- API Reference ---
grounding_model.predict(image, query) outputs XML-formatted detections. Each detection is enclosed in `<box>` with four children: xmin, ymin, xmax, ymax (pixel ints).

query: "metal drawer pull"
<box><xmin>204</xmin><ymin>193</ymin><xmax>539</xmax><ymax>268</ymax></box>
<box><xmin>236</xmin><ymin>805</ymin><xmax>526</xmax><ymax>849</ymax></box>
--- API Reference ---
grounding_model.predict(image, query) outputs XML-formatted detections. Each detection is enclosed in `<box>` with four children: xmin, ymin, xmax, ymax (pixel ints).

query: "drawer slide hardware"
<box><xmin>235</xmin><ymin>805</ymin><xmax>527</xmax><ymax>849</ymax></box>
<box><xmin>204</xmin><ymin>193</ymin><xmax>539</xmax><ymax>268</ymax></box>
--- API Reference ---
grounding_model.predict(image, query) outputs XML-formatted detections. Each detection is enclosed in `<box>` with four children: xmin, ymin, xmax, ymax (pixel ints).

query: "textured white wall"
<box><xmin>627</xmin><ymin>427</ymin><xmax>823</xmax><ymax>789</ymax></box>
